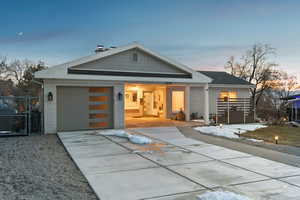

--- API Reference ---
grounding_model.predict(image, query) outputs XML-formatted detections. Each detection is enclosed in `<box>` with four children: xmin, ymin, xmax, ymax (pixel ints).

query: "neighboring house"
<box><xmin>284</xmin><ymin>91</ymin><xmax>300</xmax><ymax>121</ymax></box>
<box><xmin>35</xmin><ymin>43</ymin><xmax>253</xmax><ymax>134</ymax></box>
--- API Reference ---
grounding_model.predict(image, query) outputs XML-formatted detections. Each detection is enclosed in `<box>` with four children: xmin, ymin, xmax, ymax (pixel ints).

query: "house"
<box><xmin>284</xmin><ymin>91</ymin><xmax>300</xmax><ymax>121</ymax></box>
<box><xmin>35</xmin><ymin>43</ymin><xmax>253</xmax><ymax>134</ymax></box>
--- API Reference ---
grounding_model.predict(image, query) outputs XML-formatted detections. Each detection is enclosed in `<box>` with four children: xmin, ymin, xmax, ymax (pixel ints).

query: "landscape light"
<box><xmin>219</xmin><ymin>124</ymin><xmax>223</xmax><ymax>128</ymax></box>
<box><xmin>275</xmin><ymin>136</ymin><xmax>279</xmax><ymax>144</ymax></box>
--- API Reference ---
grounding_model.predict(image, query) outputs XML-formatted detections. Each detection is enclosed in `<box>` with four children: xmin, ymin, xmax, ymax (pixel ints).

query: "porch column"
<box><xmin>185</xmin><ymin>85</ymin><xmax>190</xmax><ymax>121</ymax></box>
<box><xmin>113</xmin><ymin>84</ymin><xmax>125</xmax><ymax>129</ymax></box>
<box><xmin>204</xmin><ymin>83</ymin><xmax>209</xmax><ymax>125</ymax></box>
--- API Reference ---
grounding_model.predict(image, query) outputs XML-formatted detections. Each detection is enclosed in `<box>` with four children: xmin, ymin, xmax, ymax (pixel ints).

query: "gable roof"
<box><xmin>198</xmin><ymin>71</ymin><xmax>252</xmax><ymax>85</ymax></box>
<box><xmin>35</xmin><ymin>43</ymin><xmax>212</xmax><ymax>84</ymax></box>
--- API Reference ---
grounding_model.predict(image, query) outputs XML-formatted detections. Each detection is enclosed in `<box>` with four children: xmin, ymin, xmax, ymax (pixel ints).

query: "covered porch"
<box><xmin>124</xmin><ymin>83</ymin><xmax>209</xmax><ymax>128</ymax></box>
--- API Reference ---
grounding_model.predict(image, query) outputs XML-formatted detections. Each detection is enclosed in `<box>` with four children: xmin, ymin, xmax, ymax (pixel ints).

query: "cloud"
<box><xmin>0</xmin><ymin>29</ymin><xmax>75</xmax><ymax>44</ymax></box>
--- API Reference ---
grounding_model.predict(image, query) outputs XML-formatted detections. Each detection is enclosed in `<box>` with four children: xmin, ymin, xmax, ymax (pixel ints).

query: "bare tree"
<box><xmin>5</xmin><ymin>59</ymin><xmax>35</xmax><ymax>86</ymax></box>
<box><xmin>225</xmin><ymin>44</ymin><xmax>280</xmax><ymax>108</ymax></box>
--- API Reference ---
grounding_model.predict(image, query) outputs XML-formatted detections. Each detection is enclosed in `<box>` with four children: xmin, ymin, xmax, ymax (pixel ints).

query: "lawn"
<box><xmin>242</xmin><ymin>125</ymin><xmax>300</xmax><ymax>147</ymax></box>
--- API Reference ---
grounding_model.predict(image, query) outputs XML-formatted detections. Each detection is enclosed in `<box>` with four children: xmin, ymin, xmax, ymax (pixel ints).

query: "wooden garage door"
<box><xmin>57</xmin><ymin>87</ymin><xmax>113</xmax><ymax>131</ymax></box>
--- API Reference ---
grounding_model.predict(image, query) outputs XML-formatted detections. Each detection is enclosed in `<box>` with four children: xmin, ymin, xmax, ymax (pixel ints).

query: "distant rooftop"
<box><xmin>198</xmin><ymin>71</ymin><xmax>252</xmax><ymax>85</ymax></box>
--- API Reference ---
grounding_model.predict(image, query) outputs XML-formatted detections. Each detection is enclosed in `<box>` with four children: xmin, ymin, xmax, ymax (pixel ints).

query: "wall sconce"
<box><xmin>48</xmin><ymin>92</ymin><xmax>53</xmax><ymax>101</ymax></box>
<box><xmin>118</xmin><ymin>92</ymin><xmax>123</xmax><ymax>101</ymax></box>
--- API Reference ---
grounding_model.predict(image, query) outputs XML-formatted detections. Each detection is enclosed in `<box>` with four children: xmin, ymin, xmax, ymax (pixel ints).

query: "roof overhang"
<box><xmin>35</xmin><ymin>43</ymin><xmax>212</xmax><ymax>84</ymax></box>
<box><xmin>208</xmin><ymin>84</ymin><xmax>254</xmax><ymax>88</ymax></box>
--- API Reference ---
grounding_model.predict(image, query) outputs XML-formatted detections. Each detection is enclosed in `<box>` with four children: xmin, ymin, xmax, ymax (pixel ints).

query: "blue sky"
<box><xmin>1</xmin><ymin>0</ymin><xmax>300</xmax><ymax>78</ymax></box>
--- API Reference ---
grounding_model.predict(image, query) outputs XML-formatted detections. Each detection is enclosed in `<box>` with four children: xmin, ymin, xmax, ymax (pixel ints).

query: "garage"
<box><xmin>57</xmin><ymin>86</ymin><xmax>113</xmax><ymax>131</ymax></box>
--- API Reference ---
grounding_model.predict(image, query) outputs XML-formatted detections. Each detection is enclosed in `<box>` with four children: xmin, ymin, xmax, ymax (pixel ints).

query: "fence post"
<box><xmin>227</xmin><ymin>98</ymin><xmax>230</xmax><ymax>124</ymax></box>
<box><xmin>28</xmin><ymin>96</ymin><xmax>31</xmax><ymax>136</ymax></box>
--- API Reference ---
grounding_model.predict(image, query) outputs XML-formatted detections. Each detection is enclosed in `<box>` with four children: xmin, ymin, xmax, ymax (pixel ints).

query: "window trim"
<box><xmin>171</xmin><ymin>90</ymin><xmax>185</xmax><ymax>113</ymax></box>
<box><xmin>132</xmin><ymin>53</ymin><xmax>138</xmax><ymax>62</ymax></box>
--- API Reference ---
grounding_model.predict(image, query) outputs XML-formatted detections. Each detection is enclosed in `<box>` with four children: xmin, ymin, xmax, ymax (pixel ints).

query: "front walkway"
<box><xmin>58</xmin><ymin>127</ymin><xmax>300</xmax><ymax>200</ymax></box>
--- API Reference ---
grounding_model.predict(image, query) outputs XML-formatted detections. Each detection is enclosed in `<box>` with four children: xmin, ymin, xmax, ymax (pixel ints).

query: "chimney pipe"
<box><xmin>95</xmin><ymin>45</ymin><xmax>104</xmax><ymax>53</ymax></box>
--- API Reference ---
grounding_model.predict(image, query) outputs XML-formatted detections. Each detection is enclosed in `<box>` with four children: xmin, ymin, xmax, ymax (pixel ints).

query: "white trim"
<box><xmin>209</xmin><ymin>84</ymin><xmax>254</xmax><ymax>88</ymax></box>
<box><xmin>69</xmin><ymin>67</ymin><xmax>188</xmax><ymax>75</ymax></box>
<box><xmin>35</xmin><ymin>42</ymin><xmax>212</xmax><ymax>83</ymax></box>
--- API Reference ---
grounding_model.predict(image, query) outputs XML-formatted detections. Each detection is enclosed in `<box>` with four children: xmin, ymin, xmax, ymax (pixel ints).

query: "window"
<box><xmin>219</xmin><ymin>91</ymin><xmax>237</xmax><ymax>101</ymax></box>
<box><xmin>132</xmin><ymin>53</ymin><xmax>138</xmax><ymax>62</ymax></box>
<box><xmin>172</xmin><ymin>91</ymin><xmax>184</xmax><ymax>112</ymax></box>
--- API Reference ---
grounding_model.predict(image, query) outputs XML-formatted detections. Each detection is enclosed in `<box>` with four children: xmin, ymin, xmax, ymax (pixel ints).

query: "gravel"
<box><xmin>0</xmin><ymin>134</ymin><xmax>98</xmax><ymax>200</ymax></box>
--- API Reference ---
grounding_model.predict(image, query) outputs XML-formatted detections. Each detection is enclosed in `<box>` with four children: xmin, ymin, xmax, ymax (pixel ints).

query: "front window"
<box><xmin>219</xmin><ymin>91</ymin><xmax>237</xmax><ymax>101</ymax></box>
<box><xmin>172</xmin><ymin>91</ymin><xmax>184</xmax><ymax>112</ymax></box>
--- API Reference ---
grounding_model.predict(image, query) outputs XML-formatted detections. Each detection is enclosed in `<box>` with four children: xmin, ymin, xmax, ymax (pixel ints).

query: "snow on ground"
<box><xmin>97</xmin><ymin>129</ymin><xmax>152</xmax><ymax>144</ymax></box>
<box><xmin>194</xmin><ymin>124</ymin><xmax>267</xmax><ymax>139</ymax></box>
<box><xmin>197</xmin><ymin>191</ymin><xmax>252</xmax><ymax>200</ymax></box>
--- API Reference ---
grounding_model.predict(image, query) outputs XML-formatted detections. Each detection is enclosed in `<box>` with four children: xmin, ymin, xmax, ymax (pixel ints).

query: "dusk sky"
<box><xmin>1</xmin><ymin>0</ymin><xmax>300</xmax><ymax>79</ymax></box>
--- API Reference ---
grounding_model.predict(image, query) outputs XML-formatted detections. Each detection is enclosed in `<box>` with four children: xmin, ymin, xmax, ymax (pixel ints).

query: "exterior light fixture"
<box><xmin>275</xmin><ymin>136</ymin><xmax>279</xmax><ymax>144</ymax></box>
<box><xmin>219</xmin><ymin>123</ymin><xmax>223</xmax><ymax>128</ymax></box>
<box><xmin>118</xmin><ymin>92</ymin><xmax>123</xmax><ymax>101</ymax></box>
<box><xmin>48</xmin><ymin>92</ymin><xmax>53</xmax><ymax>101</ymax></box>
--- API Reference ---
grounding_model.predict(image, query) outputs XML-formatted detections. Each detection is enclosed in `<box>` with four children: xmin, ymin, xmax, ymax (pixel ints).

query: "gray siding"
<box><xmin>190</xmin><ymin>87</ymin><xmax>250</xmax><ymax>117</ymax></box>
<box><xmin>71</xmin><ymin>49</ymin><xmax>188</xmax><ymax>75</ymax></box>
<box><xmin>190</xmin><ymin>87</ymin><xmax>205</xmax><ymax>118</ymax></box>
<box><xmin>209</xmin><ymin>87</ymin><xmax>250</xmax><ymax>115</ymax></box>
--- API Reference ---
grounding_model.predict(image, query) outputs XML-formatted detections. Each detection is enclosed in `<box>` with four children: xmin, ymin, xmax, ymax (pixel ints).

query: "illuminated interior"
<box><xmin>172</xmin><ymin>91</ymin><xmax>184</xmax><ymax>112</ymax></box>
<box><xmin>219</xmin><ymin>91</ymin><xmax>237</xmax><ymax>101</ymax></box>
<box><xmin>125</xmin><ymin>84</ymin><xmax>167</xmax><ymax>119</ymax></box>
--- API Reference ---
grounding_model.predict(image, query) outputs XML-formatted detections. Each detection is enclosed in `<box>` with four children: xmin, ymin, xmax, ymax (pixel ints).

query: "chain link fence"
<box><xmin>0</xmin><ymin>96</ymin><xmax>41</xmax><ymax>136</ymax></box>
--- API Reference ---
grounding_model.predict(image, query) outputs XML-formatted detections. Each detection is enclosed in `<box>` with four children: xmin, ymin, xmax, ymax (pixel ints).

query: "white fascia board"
<box><xmin>209</xmin><ymin>84</ymin><xmax>254</xmax><ymax>88</ymax></box>
<box><xmin>35</xmin><ymin>42</ymin><xmax>212</xmax><ymax>83</ymax></box>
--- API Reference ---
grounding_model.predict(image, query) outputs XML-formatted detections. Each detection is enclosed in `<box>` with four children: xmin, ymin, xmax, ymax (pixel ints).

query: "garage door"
<box><xmin>57</xmin><ymin>87</ymin><xmax>113</xmax><ymax>131</ymax></box>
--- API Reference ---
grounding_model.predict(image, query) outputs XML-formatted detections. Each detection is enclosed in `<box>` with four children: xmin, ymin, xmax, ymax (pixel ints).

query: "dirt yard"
<box><xmin>0</xmin><ymin>134</ymin><xmax>98</xmax><ymax>200</ymax></box>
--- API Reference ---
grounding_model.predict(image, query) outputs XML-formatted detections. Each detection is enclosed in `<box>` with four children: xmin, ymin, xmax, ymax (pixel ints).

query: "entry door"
<box><xmin>143</xmin><ymin>91</ymin><xmax>154</xmax><ymax>116</ymax></box>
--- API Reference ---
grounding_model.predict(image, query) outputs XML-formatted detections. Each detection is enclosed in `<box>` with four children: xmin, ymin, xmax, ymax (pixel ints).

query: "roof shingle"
<box><xmin>198</xmin><ymin>71</ymin><xmax>252</xmax><ymax>85</ymax></box>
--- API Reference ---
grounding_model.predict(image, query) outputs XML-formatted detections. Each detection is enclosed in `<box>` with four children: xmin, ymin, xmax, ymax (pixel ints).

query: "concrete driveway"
<box><xmin>58</xmin><ymin>127</ymin><xmax>300</xmax><ymax>200</ymax></box>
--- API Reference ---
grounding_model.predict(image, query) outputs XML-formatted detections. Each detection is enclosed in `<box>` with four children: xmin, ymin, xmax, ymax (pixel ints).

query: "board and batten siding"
<box><xmin>71</xmin><ymin>49</ymin><xmax>188</xmax><ymax>75</ymax></box>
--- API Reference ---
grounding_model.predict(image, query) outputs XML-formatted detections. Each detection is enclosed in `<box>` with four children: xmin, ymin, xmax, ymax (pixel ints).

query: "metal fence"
<box><xmin>0</xmin><ymin>96</ymin><xmax>41</xmax><ymax>136</ymax></box>
<box><xmin>216</xmin><ymin>97</ymin><xmax>254</xmax><ymax>124</ymax></box>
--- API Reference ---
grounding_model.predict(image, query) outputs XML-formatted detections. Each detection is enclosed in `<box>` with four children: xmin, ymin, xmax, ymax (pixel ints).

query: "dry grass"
<box><xmin>242</xmin><ymin>125</ymin><xmax>300</xmax><ymax>147</ymax></box>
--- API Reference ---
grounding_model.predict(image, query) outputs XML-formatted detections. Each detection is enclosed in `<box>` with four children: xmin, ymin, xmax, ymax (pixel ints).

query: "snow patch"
<box><xmin>97</xmin><ymin>129</ymin><xmax>152</xmax><ymax>144</ymax></box>
<box><xmin>98</xmin><ymin>129</ymin><xmax>130</xmax><ymax>138</ymax></box>
<box><xmin>197</xmin><ymin>191</ymin><xmax>252</xmax><ymax>200</ymax></box>
<box><xmin>128</xmin><ymin>135</ymin><xmax>152</xmax><ymax>144</ymax></box>
<box><xmin>194</xmin><ymin>124</ymin><xmax>267</xmax><ymax>139</ymax></box>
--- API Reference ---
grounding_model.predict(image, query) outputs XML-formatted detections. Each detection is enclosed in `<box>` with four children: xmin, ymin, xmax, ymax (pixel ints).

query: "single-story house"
<box><xmin>35</xmin><ymin>43</ymin><xmax>253</xmax><ymax>134</ymax></box>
